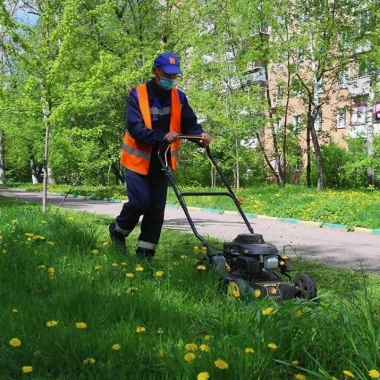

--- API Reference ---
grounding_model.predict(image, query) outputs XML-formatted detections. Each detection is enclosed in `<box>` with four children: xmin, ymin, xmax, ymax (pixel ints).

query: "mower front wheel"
<box><xmin>293</xmin><ymin>274</ymin><xmax>317</xmax><ymax>300</ymax></box>
<box><xmin>226</xmin><ymin>279</ymin><xmax>251</xmax><ymax>300</ymax></box>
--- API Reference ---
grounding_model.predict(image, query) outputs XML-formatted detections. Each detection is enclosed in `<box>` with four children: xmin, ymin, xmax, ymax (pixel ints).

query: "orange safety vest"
<box><xmin>120</xmin><ymin>84</ymin><xmax>182</xmax><ymax>174</ymax></box>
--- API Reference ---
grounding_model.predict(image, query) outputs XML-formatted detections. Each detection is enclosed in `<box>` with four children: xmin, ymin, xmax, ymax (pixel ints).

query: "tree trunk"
<box><xmin>367</xmin><ymin>90</ymin><xmax>375</xmax><ymax>186</ymax></box>
<box><xmin>306</xmin><ymin>124</ymin><xmax>311</xmax><ymax>187</ymax></box>
<box><xmin>41</xmin><ymin>79</ymin><xmax>52</xmax><ymax>213</ymax></box>
<box><xmin>309</xmin><ymin>114</ymin><xmax>323</xmax><ymax>190</ymax></box>
<box><xmin>29</xmin><ymin>155</ymin><xmax>39</xmax><ymax>184</ymax></box>
<box><xmin>0</xmin><ymin>130</ymin><xmax>5</xmax><ymax>184</ymax></box>
<box><xmin>109</xmin><ymin>162</ymin><xmax>124</xmax><ymax>184</ymax></box>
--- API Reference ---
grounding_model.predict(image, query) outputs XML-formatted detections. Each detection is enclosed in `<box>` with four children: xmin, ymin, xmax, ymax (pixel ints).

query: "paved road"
<box><xmin>1</xmin><ymin>188</ymin><xmax>379</xmax><ymax>273</ymax></box>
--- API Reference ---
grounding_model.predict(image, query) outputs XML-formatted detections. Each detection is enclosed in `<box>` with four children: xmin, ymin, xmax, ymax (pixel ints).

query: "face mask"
<box><xmin>157</xmin><ymin>72</ymin><xmax>176</xmax><ymax>90</ymax></box>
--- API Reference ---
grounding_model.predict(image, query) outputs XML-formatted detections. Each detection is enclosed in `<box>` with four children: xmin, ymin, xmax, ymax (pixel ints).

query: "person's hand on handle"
<box><xmin>199</xmin><ymin>133</ymin><xmax>211</xmax><ymax>147</ymax></box>
<box><xmin>163</xmin><ymin>131</ymin><xmax>180</xmax><ymax>143</ymax></box>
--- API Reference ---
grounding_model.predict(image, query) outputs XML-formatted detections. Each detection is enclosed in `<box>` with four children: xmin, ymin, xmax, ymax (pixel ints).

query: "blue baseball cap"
<box><xmin>153</xmin><ymin>53</ymin><xmax>183</xmax><ymax>75</ymax></box>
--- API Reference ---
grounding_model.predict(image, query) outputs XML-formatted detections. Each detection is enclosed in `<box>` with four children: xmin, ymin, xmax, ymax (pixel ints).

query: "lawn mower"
<box><xmin>158</xmin><ymin>135</ymin><xmax>317</xmax><ymax>301</ymax></box>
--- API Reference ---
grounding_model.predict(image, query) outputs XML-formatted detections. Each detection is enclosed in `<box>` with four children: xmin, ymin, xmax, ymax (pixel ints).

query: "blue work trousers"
<box><xmin>116</xmin><ymin>169</ymin><xmax>169</xmax><ymax>248</ymax></box>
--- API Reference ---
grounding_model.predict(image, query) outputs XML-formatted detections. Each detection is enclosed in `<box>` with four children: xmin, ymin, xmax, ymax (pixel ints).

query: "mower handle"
<box><xmin>158</xmin><ymin>134</ymin><xmax>204</xmax><ymax>156</ymax></box>
<box><xmin>158</xmin><ymin>134</ymin><xmax>254</xmax><ymax>253</ymax></box>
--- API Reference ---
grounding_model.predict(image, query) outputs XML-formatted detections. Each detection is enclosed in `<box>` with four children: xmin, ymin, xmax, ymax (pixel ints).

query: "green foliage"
<box><xmin>1</xmin><ymin>197</ymin><xmax>380</xmax><ymax>378</ymax></box>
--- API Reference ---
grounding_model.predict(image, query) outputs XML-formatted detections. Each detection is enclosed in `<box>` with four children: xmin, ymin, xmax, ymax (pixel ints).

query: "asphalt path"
<box><xmin>1</xmin><ymin>188</ymin><xmax>379</xmax><ymax>273</ymax></box>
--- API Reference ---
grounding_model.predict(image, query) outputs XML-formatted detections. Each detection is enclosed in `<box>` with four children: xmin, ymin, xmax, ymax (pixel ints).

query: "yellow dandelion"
<box><xmin>121</xmin><ymin>262</ymin><xmax>127</xmax><ymax>266</ymax></box>
<box><xmin>197</xmin><ymin>372</ymin><xmax>210</xmax><ymax>380</ymax></box>
<box><xmin>126</xmin><ymin>272</ymin><xmax>134</xmax><ymax>278</ymax></box>
<box><xmin>22</xmin><ymin>366</ymin><xmax>33</xmax><ymax>373</ymax></box>
<box><xmin>254</xmin><ymin>289</ymin><xmax>261</xmax><ymax>298</ymax></box>
<box><xmin>112</xmin><ymin>263</ymin><xmax>118</xmax><ymax>267</ymax></box>
<box><xmin>83</xmin><ymin>357</ymin><xmax>95</xmax><ymax>364</ymax></box>
<box><xmin>46</xmin><ymin>241</ymin><xmax>55</xmax><ymax>246</ymax></box>
<box><xmin>262</xmin><ymin>307</ymin><xmax>276</xmax><ymax>316</ymax></box>
<box><xmin>184</xmin><ymin>352</ymin><xmax>196</xmax><ymax>362</ymax></box>
<box><xmin>200</xmin><ymin>344</ymin><xmax>210</xmax><ymax>352</ymax></box>
<box><xmin>180</xmin><ymin>255</ymin><xmax>187</xmax><ymax>259</ymax></box>
<box><xmin>197</xmin><ymin>265</ymin><xmax>206</xmax><ymax>271</ymax></box>
<box><xmin>295</xmin><ymin>374</ymin><xmax>306</xmax><ymax>380</ymax></box>
<box><xmin>135</xmin><ymin>265</ymin><xmax>144</xmax><ymax>272</ymax></box>
<box><xmin>112</xmin><ymin>343</ymin><xmax>121</xmax><ymax>351</ymax></box>
<box><xmin>48</xmin><ymin>267</ymin><xmax>55</xmax><ymax>275</ymax></box>
<box><xmin>10</xmin><ymin>338</ymin><xmax>21</xmax><ymax>347</ymax></box>
<box><xmin>102</xmin><ymin>241</ymin><xmax>109</xmax><ymax>246</ymax></box>
<box><xmin>214</xmin><ymin>358</ymin><xmax>228</xmax><ymax>369</ymax></box>
<box><xmin>369</xmin><ymin>369</ymin><xmax>380</xmax><ymax>378</ymax></box>
<box><xmin>136</xmin><ymin>326</ymin><xmax>146</xmax><ymax>333</ymax></box>
<box><xmin>126</xmin><ymin>287</ymin><xmax>138</xmax><ymax>293</ymax></box>
<box><xmin>75</xmin><ymin>322</ymin><xmax>87</xmax><ymax>329</ymax></box>
<box><xmin>91</xmin><ymin>249</ymin><xmax>99</xmax><ymax>254</ymax></box>
<box><xmin>2</xmin><ymin>249</ymin><xmax>6</xmax><ymax>254</ymax></box>
<box><xmin>12</xmin><ymin>309</ymin><xmax>18</xmax><ymax>313</ymax></box>
<box><xmin>185</xmin><ymin>343</ymin><xmax>198</xmax><ymax>351</ymax></box>
<box><xmin>25</xmin><ymin>232</ymin><xmax>34</xmax><ymax>237</ymax></box>
<box><xmin>155</xmin><ymin>270</ymin><xmax>164</xmax><ymax>277</ymax></box>
<box><xmin>268</xmin><ymin>343</ymin><xmax>278</xmax><ymax>350</ymax></box>
<box><xmin>292</xmin><ymin>360</ymin><xmax>299</xmax><ymax>366</ymax></box>
<box><xmin>38</xmin><ymin>264</ymin><xmax>46</xmax><ymax>269</ymax></box>
<box><xmin>95</xmin><ymin>266</ymin><xmax>102</xmax><ymax>270</ymax></box>
<box><xmin>294</xmin><ymin>309</ymin><xmax>302</xmax><ymax>317</ymax></box>
<box><xmin>11</xmin><ymin>219</ymin><xmax>18</xmax><ymax>224</ymax></box>
<box><xmin>46</xmin><ymin>320</ymin><xmax>58</xmax><ymax>327</ymax></box>
<box><xmin>204</xmin><ymin>334</ymin><xmax>213</xmax><ymax>341</ymax></box>
<box><xmin>343</xmin><ymin>370</ymin><xmax>354</xmax><ymax>378</ymax></box>
<box><xmin>245</xmin><ymin>347</ymin><xmax>254</xmax><ymax>353</ymax></box>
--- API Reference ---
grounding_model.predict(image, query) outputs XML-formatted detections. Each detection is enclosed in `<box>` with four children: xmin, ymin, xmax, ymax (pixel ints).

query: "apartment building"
<box><xmin>243</xmin><ymin>20</ymin><xmax>379</xmax><ymax>180</ymax></box>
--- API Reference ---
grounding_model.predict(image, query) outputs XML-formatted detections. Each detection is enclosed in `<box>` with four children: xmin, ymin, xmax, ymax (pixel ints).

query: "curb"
<box><xmin>43</xmin><ymin>192</ymin><xmax>380</xmax><ymax>235</ymax></box>
<box><xmin>165</xmin><ymin>203</ymin><xmax>379</xmax><ymax>234</ymax></box>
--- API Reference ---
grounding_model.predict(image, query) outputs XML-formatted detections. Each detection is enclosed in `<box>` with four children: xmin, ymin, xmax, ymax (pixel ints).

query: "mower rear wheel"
<box><xmin>293</xmin><ymin>274</ymin><xmax>317</xmax><ymax>300</ymax></box>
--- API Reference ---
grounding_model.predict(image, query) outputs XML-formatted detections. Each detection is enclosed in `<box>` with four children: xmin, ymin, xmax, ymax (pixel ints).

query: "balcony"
<box><xmin>242</xmin><ymin>67</ymin><xmax>267</xmax><ymax>86</ymax></box>
<box><xmin>347</xmin><ymin>75</ymin><xmax>371</xmax><ymax>97</ymax></box>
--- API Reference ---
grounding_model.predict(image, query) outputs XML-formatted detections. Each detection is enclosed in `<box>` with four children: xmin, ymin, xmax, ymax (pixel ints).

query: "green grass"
<box><xmin>1</xmin><ymin>196</ymin><xmax>380</xmax><ymax>379</ymax></box>
<box><xmin>2</xmin><ymin>183</ymin><xmax>379</xmax><ymax>230</ymax></box>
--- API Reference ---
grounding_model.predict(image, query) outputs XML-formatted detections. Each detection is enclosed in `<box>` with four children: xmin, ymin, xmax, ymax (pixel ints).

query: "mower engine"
<box><xmin>223</xmin><ymin>234</ymin><xmax>291</xmax><ymax>277</ymax></box>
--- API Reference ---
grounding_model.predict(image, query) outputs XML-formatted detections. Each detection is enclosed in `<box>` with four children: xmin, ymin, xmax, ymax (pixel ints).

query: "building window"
<box><xmin>374</xmin><ymin>101</ymin><xmax>380</xmax><ymax>122</ymax></box>
<box><xmin>275</xmin><ymin>85</ymin><xmax>283</xmax><ymax>101</ymax></box>
<box><xmin>293</xmin><ymin>115</ymin><xmax>301</xmax><ymax>132</ymax></box>
<box><xmin>358</xmin><ymin>9</ymin><xmax>371</xmax><ymax>36</ymax></box>
<box><xmin>270</xmin><ymin>157</ymin><xmax>279</xmax><ymax>173</ymax></box>
<box><xmin>351</xmin><ymin>104</ymin><xmax>367</xmax><ymax>124</ymax></box>
<box><xmin>273</xmin><ymin>118</ymin><xmax>282</xmax><ymax>134</ymax></box>
<box><xmin>293</xmin><ymin>79</ymin><xmax>302</xmax><ymax>98</ymax></box>
<box><xmin>296</xmin><ymin>48</ymin><xmax>304</xmax><ymax>62</ymax></box>
<box><xmin>337</xmin><ymin>109</ymin><xmax>346</xmax><ymax>128</ymax></box>
<box><xmin>340</xmin><ymin>32</ymin><xmax>350</xmax><ymax>49</ymax></box>
<box><xmin>338</xmin><ymin>69</ymin><xmax>349</xmax><ymax>89</ymax></box>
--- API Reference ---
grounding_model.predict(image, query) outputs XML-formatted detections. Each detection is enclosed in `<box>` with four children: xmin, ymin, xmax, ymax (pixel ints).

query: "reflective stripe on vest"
<box><xmin>120</xmin><ymin>84</ymin><xmax>182</xmax><ymax>174</ymax></box>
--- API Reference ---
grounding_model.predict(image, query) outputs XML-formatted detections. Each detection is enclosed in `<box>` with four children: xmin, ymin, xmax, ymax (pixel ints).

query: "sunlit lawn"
<box><xmin>1</xmin><ymin>196</ymin><xmax>380</xmax><ymax>379</ymax></box>
<box><xmin>2</xmin><ymin>183</ymin><xmax>380</xmax><ymax>230</ymax></box>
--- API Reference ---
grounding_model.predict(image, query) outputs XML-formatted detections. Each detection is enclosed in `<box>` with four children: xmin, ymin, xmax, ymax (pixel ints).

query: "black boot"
<box><xmin>109</xmin><ymin>223</ymin><xmax>126</xmax><ymax>253</ymax></box>
<box><xmin>136</xmin><ymin>248</ymin><xmax>155</xmax><ymax>263</ymax></box>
